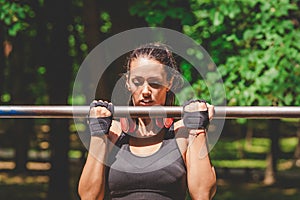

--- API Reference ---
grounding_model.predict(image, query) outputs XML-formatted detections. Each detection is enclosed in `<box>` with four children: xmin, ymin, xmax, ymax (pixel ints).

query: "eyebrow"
<box><xmin>130</xmin><ymin>75</ymin><xmax>163</xmax><ymax>80</ymax></box>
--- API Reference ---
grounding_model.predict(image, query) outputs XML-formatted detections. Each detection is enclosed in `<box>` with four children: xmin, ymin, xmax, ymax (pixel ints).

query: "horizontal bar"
<box><xmin>0</xmin><ymin>106</ymin><xmax>300</xmax><ymax>119</ymax></box>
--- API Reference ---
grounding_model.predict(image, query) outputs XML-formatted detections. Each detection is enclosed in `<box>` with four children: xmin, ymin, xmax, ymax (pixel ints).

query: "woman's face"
<box><xmin>127</xmin><ymin>57</ymin><xmax>170</xmax><ymax>106</ymax></box>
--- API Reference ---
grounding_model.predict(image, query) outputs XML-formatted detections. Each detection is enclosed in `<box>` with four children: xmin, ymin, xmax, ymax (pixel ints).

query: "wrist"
<box><xmin>189</xmin><ymin>129</ymin><xmax>206</xmax><ymax>137</ymax></box>
<box><xmin>88</xmin><ymin>117</ymin><xmax>112</xmax><ymax>136</ymax></box>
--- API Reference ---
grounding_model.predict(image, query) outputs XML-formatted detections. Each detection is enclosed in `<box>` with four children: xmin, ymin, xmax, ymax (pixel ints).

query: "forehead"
<box><xmin>130</xmin><ymin>57</ymin><xmax>166</xmax><ymax>78</ymax></box>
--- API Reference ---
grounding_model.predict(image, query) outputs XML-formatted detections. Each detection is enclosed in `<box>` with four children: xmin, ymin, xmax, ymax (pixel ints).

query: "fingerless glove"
<box><xmin>183</xmin><ymin>99</ymin><xmax>209</xmax><ymax>130</ymax></box>
<box><xmin>87</xmin><ymin>101</ymin><xmax>114</xmax><ymax>136</ymax></box>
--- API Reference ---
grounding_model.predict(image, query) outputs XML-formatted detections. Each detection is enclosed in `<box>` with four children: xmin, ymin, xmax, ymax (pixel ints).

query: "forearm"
<box><xmin>78</xmin><ymin>137</ymin><xmax>107</xmax><ymax>200</ymax></box>
<box><xmin>187</xmin><ymin>133</ymin><xmax>216</xmax><ymax>200</ymax></box>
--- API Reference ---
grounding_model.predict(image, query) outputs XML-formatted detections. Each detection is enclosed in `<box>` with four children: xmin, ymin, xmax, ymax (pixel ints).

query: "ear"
<box><xmin>126</xmin><ymin>81</ymin><xmax>131</xmax><ymax>91</ymax></box>
<box><xmin>125</xmin><ymin>73</ymin><xmax>131</xmax><ymax>91</ymax></box>
<box><xmin>166</xmin><ymin>77</ymin><xmax>174</xmax><ymax>92</ymax></box>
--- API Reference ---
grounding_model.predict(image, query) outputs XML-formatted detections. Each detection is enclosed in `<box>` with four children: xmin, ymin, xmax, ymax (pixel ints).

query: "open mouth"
<box><xmin>139</xmin><ymin>99</ymin><xmax>154</xmax><ymax>105</ymax></box>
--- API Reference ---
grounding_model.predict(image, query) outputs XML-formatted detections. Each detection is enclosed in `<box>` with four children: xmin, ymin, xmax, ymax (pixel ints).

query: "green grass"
<box><xmin>214</xmin><ymin>178</ymin><xmax>300</xmax><ymax>200</ymax></box>
<box><xmin>207</xmin><ymin>136</ymin><xmax>300</xmax><ymax>199</ymax></box>
<box><xmin>0</xmin><ymin>173</ymin><xmax>48</xmax><ymax>200</ymax></box>
<box><xmin>0</xmin><ymin>136</ymin><xmax>299</xmax><ymax>200</ymax></box>
<box><xmin>213</xmin><ymin>159</ymin><xmax>267</xmax><ymax>169</ymax></box>
<box><xmin>210</xmin><ymin>137</ymin><xmax>298</xmax><ymax>169</ymax></box>
<box><xmin>280</xmin><ymin>137</ymin><xmax>298</xmax><ymax>153</ymax></box>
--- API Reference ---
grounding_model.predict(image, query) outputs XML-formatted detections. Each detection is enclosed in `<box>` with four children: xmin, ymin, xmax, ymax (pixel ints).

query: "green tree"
<box><xmin>0</xmin><ymin>0</ymin><xmax>33</xmax><ymax>37</ymax></box>
<box><xmin>184</xmin><ymin>0</ymin><xmax>300</xmax><ymax>185</ymax></box>
<box><xmin>0</xmin><ymin>0</ymin><xmax>36</xmax><ymax>173</ymax></box>
<box><xmin>184</xmin><ymin>0</ymin><xmax>300</xmax><ymax>106</ymax></box>
<box><xmin>130</xmin><ymin>0</ymin><xmax>300</xmax><ymax>185</ymax></box>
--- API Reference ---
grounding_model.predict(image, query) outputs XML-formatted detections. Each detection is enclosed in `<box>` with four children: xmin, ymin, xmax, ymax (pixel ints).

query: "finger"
<box><xmin>90</xmin><ymin>100</ymin><xmax>98</xmax><ymax>108</ymax></box>
<box><xmin>207</xmin><ymin>104</ymin><xmax>215</xmax><ymax>120</ymax></box>
<box><xmin>197</xmin><ymin>101</ymin><xmax>207</xmax><ymax>111</ymax></box>
<box><xmin>94</xmin><ymin>106</ymin><xmax>111</xmax><ymax>117</ymax></box>
<box><xmin>185</xmin><ymin>101</ymin><xmax>200</xmax><ymax>112</ymax></box>
<box><xmin>89</xmin><ymin>100</ymin><xmax>112</xmax><ymax>117</ymax></box>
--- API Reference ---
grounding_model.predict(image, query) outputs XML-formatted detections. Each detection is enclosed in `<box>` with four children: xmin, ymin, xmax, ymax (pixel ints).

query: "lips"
<box><xmin>139</xmin><ymin>99</ymin><xmax>154</xmax><ymax>106</ymax></box>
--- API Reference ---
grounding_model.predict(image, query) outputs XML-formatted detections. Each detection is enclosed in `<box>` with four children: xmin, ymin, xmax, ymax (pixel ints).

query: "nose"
<box><xmin>141</xmin><ymin>82</ymin><xmax>151</xmax><ymax>96</ymax></box>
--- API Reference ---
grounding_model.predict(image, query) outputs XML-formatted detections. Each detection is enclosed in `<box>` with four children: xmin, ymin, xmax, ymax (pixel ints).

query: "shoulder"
<box><xmin>173</xmin><ymin>119</ymin><xmax>184</xmax><ymax>131</ymax></box>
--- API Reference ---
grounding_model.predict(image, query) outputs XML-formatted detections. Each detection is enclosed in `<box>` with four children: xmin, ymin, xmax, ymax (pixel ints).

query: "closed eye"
<box><xmin>147</xmin><ymin>78</ymin><xmax>165</xmax><ymax>89</ymax></box>
<box><xmin>131</xmin><ymin>77</ymin><xmax>144</xmax><ymax>87</ymax></box>
<box><xmin>148</xmin><ymin>81</ymin><xmax>163</xmax><ymax>89</ymax></box>
<box><xmin>131</xmin><ymin>77</ymin><xmax>166</xmax><ymax>89</ymax></box>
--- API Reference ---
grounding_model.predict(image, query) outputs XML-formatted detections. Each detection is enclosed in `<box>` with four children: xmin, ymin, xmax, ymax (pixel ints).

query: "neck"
<box><xmin>129</xmin><ymin>118</ymin><xmax>165</xmax><ymax>146</ymax></box>
<box><xmin>129</xmin><ymin>131</ymin><xmax>164</xmax><ymax>146</ymax></box>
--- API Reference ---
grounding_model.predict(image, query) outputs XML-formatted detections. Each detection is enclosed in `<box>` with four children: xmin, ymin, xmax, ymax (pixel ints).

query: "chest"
<box><xmin>107</xmin><ymin>139</ymin><xmax>187</xmax><ymax>196</ymax></box>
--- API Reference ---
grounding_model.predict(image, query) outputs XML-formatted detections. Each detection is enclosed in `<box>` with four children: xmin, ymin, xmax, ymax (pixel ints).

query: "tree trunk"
<box><xmin>9</xmin><ymin>32</ymin><xmax>35</xmax><ymax>173</ymax></box>
<box><xmin>245</xmin><ymin>120</ymin><xmax>254</xmax><ymax>149</ymax></box>
<box><xmin>263</xmin><ymin>119</ymin><xmax>280</xmax><ymax>185</ymax></box>
<box><xmin>13</xmin><ymin>119</ymin><xmax>33</xmax><ymax>172</ymax></box>
<box><xmin>83</xmin><ymin>0</ymin><xmax>101</xmax><ymax>50</ymax></box>
<box><xmin>44</xmin><ymin>0</ymin><xmax>72</xmax><ymax>199</ymax></box>
<box><xmin>82</xmin><ymin>0</ymin><xmax>111</xmax><ymax>101</ymax></box>
<box><xmin>93</xmin><ymin>0</ymin><xmax>147</xmax><ymax>101</ymax></box>
<box><xmin>48</xmin><ymin>119</ymin><xmax>70</xmax><ymax>200</ymax></box>
<box><xmin>293</xmin><ymin>120</ymin><xmax>300</xmax><ymax>167</ymax></box>
<box><xmin>0</xmin><ymin>28</ymin><xmax>5</xmax><ymax>97</ymax></box>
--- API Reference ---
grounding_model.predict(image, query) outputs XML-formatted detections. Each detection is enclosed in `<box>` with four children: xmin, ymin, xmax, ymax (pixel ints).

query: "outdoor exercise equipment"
<box><xmin>0</xmin><ymin>106</ymin><xmax>299</xmax><ymax>119</ymax></box>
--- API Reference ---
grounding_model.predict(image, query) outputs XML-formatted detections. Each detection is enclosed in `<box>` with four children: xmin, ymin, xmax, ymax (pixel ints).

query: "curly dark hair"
<box><xmin>125</xmin><ymin>42</ymin><xmax>183</xmax><ymax>106</ymax></box>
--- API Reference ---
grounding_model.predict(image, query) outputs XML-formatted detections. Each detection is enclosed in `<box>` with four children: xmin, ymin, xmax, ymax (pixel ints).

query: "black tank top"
<box><xmin>107</xmin><ymin>131</ymin><xmax>187</xmax><ymax>200</ymax></box>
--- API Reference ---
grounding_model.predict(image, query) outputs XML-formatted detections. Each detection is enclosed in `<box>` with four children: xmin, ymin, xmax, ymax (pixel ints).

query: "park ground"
<box><xmin>1</xmin><ymin>162</ymin><xmax>300</xmax><ymax>200</ymax></box>
<box><xmin>1</xmin><ymin>134</ymin><xmax>300</xmax><ymax>200</ymax></box>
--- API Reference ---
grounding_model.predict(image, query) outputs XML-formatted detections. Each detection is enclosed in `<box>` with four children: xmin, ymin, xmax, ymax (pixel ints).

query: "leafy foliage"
<box><xmin>130</xmin><ymin>0</ymin><xmax>195</xmax><ymax>26</ymax></box>
<box><xmin>0</xmin><ymin>0</ymin><xmax>34</xmax><ymax>36</ymax></box>
<box><xmin>130</xmin><ymin>0</ymin><xmax>300</xmax><ymax>106</ymax></box>
<box><xmin>185</xmin><ymin>0</ymin><xmax>300</xmax><ymax>106</ymax></box>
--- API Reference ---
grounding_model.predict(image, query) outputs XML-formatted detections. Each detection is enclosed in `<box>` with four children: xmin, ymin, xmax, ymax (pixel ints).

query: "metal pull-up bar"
<box><xmin>0</xmin><ymin>106</ymin><xmax>300</xmax><ymax>119</ymax></box>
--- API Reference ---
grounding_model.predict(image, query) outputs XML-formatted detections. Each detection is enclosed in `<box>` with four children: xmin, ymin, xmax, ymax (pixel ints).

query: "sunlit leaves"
<box><xmin>184</xmin><ymin>0</ymin><xmax>300</xmax><ymax>107</ymax></box>
<box><xmin>130</xmin><ymin>0</ymin><xmax>195</xmax><ymax>26</ymax></box>
<box><xmin>100</xmin><ymin>11</ymin><xmax>112</xmax><ymax>33</ymax></box>
<box><xmin>0</xmin><ymin>0</ymin><xmax>34</xmax><ymax>36</ymax></box>
<box><xmin>1</xmin><ymin>93</ymin><xmax>11</xmax><ymax>102</ymax></box>
<box><xmin>37</xmin><ymin>66</ymin><xmax>46</xmax><ymax>75</ymax></box>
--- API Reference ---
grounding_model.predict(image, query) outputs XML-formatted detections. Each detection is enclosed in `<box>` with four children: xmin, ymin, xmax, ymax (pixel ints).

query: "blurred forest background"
<box><xmin>0</xmin><ymin>0</ymin><xmax>300</xmax><ymax>199</ymax></box>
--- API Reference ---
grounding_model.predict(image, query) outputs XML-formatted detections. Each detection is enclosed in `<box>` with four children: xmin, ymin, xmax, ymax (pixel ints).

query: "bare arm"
<box><xmin>183</xmin><ymin>101</ymin><xmax>217</xmax><ymax>200</ymax></box>
<box><xmin>78</xmin><ymin>101</ymin><xmax>121</xmax><ymax>199</ymax></box>
<box><xmin>78</xmin><ymin>136</ymin><xmax>107</xmax><ymax>200</ymax></box>
<box><xmin>186</xmin><ymin>132</ymin><xmax>216</xmax><ymax>200</ymax></box>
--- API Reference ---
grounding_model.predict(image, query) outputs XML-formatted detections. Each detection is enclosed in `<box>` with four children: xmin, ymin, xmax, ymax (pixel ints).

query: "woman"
<box><xmin>78</xmin><ymin>43</ymin><xmax>216</xmax><ymax>200</ymax></box>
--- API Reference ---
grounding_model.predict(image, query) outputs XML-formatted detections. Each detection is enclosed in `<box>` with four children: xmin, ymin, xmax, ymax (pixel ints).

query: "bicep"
<box><xmin>185</xmin><ymin>134</ymin><xmax>216</xmax><ymax>199</ymax></box>
<box><xmin>78</xmin><ymin>137</ymin><xmax>108</xmax><ymax>199</ymax></box>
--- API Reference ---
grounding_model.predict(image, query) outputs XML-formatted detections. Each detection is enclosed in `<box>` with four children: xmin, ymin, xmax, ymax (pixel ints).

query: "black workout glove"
<box><xmin>87</xmin><ymin>101</ymin><xmax>114</xmax><ymax>137</ymax></box>
<box><xmin>183</xmin><ymin>99</ymin><xmax>210</xmax><ymax>130</ymax></box>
